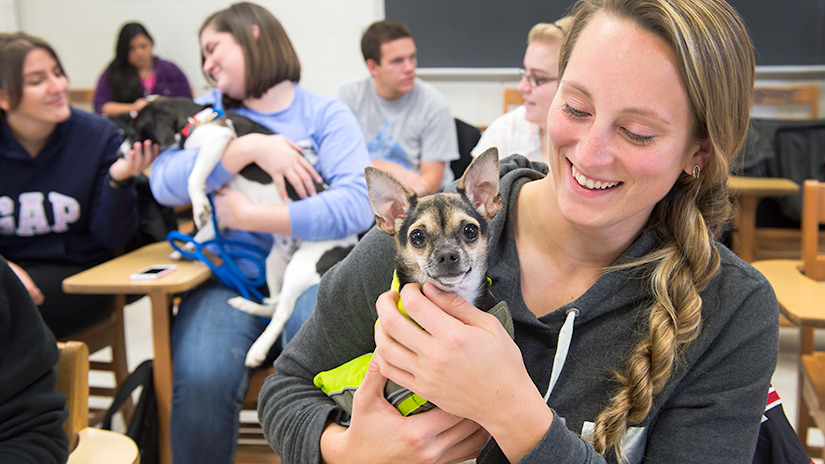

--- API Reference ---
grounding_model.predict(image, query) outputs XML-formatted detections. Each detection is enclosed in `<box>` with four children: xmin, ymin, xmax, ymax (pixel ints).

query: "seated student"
<box><xmin>0</xmin><ymin>32</ymin><xmax>154</xmax><ymax>338</ymax></box>
<box><xmin>95</xmin><ymin>22</ymin><xmax>189</xmax><ymax>247</ymax></box>
<box><xmin>337</xmin><ymin>19</ymin><xmax>459</xmax><ymax>196</ymax></box>
<box><xmin>259</xmin><ymin>0</ymin><xmax>780</xmax><ymax>462</ymax></box>
<box><xmin>471</xmin><ymin>18</ymin><xmax>573</xmax><ymax>164</ymax></box>
<box><xmin>94</xmin><ymin>22</ymin><xmax>192</xmax><ymax>119</ymax></box>
<box><xmin>146</xmin><ymin>3</ymin><xmax>373</xmax><ymax>462</ymax></box>
<box><xmin>0</xmin><ymin>255</ymin><xmax>69</xmax><ymax>463</ymax></box>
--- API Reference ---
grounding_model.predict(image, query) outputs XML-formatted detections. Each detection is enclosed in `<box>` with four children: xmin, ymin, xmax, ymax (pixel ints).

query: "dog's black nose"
<box><xmin>434</xmin><ymin>250</ymin><xmax>463</xmax><ymax>274</ymax></box>
<box><xmin>437</xmin><ymin>250</ymin><xmax>459</xmax><ymax>265</ymax></box>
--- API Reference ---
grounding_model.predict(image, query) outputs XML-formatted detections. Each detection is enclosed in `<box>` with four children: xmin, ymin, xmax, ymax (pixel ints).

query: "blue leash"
<box><xmin>166</xmin><ymin>195</ymin><xmax>267</xmax><ymax>304</ymax></box>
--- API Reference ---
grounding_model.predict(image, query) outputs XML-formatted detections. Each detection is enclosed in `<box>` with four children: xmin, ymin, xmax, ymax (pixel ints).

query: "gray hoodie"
<box><xmin>259</xmin><ymin>155</ymin><xmax>779</xmax><ymax>463</ymax></box>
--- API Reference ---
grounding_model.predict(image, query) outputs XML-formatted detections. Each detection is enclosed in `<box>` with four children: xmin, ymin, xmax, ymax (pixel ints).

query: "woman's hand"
<box><xmin>223</xmin><ymin>133</ymin><xmax>323</xmax><ymax>201</ymax></box>
<box><xmin>373</xmin><ymin>283</ymin><xmax>553</xmax><ymax>461</ymax></box>
<box><xmin>108</xmin><ymin>139</ymin><xmax>159</xmax><ymax>184</ymax></box>
<box><xmin>132</xmin><ymin>97</ymin><xmax>149</xmax><ymax>113</ymax></box>
<box><xmin>320</xmin><ymin>357</ymin><xmax>490</xmax><ymax>464</ymax></box>
<box><xmin>8</xmin><ymin>261</ymin><xmax>44</xmax><ymax>305</ymax></box>
<box><xmin>212</xmin><ymin>187</ymin><xmax>254</xmax><ymax>231</ymax></box>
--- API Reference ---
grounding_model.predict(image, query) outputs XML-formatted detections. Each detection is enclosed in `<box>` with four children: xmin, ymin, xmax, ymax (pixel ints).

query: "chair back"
<box><xmin>452</xmin><ymin>118</ymin><xmax>481</xmax><ymax>179</ymax></box>
<box><xmin>55</xmin><ymin>341</ymin><xmax>90</xmax><ymax>451</ymax></box>
<box><xmin>502</xmin><ymin>87</ymin><xmax>524</xmax><ymax>114</ymax></box>
<box><xmin>753</xmin><ymin>84</ymin><xmax>820</xmax><ymax>120</ymax></box>
<box><xmin>802</xmin><ymin>179</ymin><xmax>825</xmax><ymax>281</ymax></box>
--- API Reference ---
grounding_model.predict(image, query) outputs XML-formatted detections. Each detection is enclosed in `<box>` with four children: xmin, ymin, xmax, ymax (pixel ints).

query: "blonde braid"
<box><xmin>558</xmin><ymin>0</ymin><xmax>753</xmax><ymax>459</ymax></box>
<box><xmin>592</xmin><ymin>177</ymin><xmax>721</xmax><ymax>460</ymax></box>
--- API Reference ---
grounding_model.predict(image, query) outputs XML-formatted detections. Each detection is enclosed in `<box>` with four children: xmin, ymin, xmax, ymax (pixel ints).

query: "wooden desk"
<box><xmin>63</xmin><ymin>241</ymin><xmax>211</xmax><ymax>464</ymax></box>
<box><xmin>727</xmin><ymin>175</ymin><xmax>800</xmax><ymax>262</ymax></box>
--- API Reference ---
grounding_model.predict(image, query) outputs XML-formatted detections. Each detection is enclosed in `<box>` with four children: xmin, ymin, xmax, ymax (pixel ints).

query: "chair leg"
<box><xmin>797</xmin><ymin>327</ymin><xmax>819</xmax><ymax>456</ymax></box>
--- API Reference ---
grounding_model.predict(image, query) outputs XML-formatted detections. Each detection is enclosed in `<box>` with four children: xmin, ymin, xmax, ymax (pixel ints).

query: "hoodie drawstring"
<box><xmin>544</xmin><ymin>307</ymin><xmax>579</xmax><ymax>402</ymax></box>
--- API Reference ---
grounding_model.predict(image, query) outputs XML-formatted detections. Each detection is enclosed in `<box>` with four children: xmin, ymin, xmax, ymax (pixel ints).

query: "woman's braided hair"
<box><xmin>558</xmin><ymin>0</ymin><xmax>755</xmax><ymax>460</ymax></box>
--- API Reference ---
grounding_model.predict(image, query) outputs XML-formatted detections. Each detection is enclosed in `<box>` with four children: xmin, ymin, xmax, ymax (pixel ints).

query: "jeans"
<box><xmin>170</xmin><ymin>280</ymin><xmax>319</xmax><ymax>463</ymax></box>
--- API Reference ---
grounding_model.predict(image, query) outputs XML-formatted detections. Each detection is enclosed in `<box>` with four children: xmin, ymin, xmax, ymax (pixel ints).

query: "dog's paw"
<box><xmin>228</xmin><ymin>296</ymin><xmax>276</xmax><ymax>317</ymax></box>
<box><xmin>245</xmin><ymin>341</ymin><xmax>269</xmax><ymax>368</ymax></box>
<box><xmin>190</xmin><ymin>196</ymin><xmax>211</xmax><ymax>229</ymax></box>
<box><xmin>169</xmin><ymin>250</ymin><xmax>183</xmax><ymax>261</ymax></box>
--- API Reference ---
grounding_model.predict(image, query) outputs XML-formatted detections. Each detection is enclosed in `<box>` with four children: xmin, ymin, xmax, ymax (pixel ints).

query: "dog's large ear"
<box><xmin>458</xmin><ymin>147</ymin><xmax>501</xmax><ymax>220</ymax></box>
<box><xmin>150</xmin><ymin>105</ymin><xmax>179</xmax><ymax>148</ymax></box>
<box><xmin>365</xmin><ymin>167</ymin><xmax>415</xmax><ymax>236</ymax></box>
<box><xmin>132</xmin><ymin>101</ymin><xmax>175</xmax><ymax>147</ymax></box>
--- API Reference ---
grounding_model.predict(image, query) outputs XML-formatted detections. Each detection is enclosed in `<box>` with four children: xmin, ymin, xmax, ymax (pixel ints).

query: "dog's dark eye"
<box><xmin>463</xmin><ymin>223</ymin><xmax>479</xmax><ymax>242</ymax></box>
<box><xmin>409</xmin><ymin>229</ymin><xmax>426</xmax><ymax>248</ymax></box>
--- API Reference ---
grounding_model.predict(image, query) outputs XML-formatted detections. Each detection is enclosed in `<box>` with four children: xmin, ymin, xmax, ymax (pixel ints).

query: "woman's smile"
<box><xmin>570</xmin><ymin>164</ymin><xmax>620</xmax><ymax>190</ymax></box>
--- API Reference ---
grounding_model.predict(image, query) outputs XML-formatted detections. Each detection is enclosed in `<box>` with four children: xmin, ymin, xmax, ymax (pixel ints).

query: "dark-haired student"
<box><xmin>145</xmin><ymin>3</ymin><xmax>373</xmax><ymax>462</ymax></box>
<box><xmin>0</xmin><ymin>32</ymin><xmax>154</xmax><ymax>338</ymax></box>
<box><xmin>337</xmin><ymin>19</ymin><xmax>458</xmax><ymax>196</ymax></box>
<box><xmin>94</xmin><ymin>21</ymin><xmax>192</xmax><ymax>118</ymax></box>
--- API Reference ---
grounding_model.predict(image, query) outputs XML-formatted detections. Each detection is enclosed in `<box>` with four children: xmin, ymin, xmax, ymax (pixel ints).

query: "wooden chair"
<box><xmin>56</xmin><ymin>341</ymin><xmax>139</xmax><ymax>464</ymax></box>
<box><xmin>751</xmin><ymin>179</ymin><xmax>825</xmax><ymax>458</ymax></box>
<box><xmin>730</xmin><ymin>83</ymin><xmax>822</xmax><ymax>263</ymax></box>
<box><xmin>502</xmin><ymin>87</ymin><xmax>524</xmax><ymax>114</ymax></box>
<box><xmin>753</xmin><ymin>84</ymin><xmax>820</xmax><ymax>120</ymax></box>
<box><xmin>58</xmin><ymin>294</ymin><xmax>131</xmax><ymax>427</ymax></box>
<box><xmin>236</xmin><ymin>366</ymin><xmax>281</xmax><ymax>463</ymax></box>
<box><xmin>452</xmin><ymin>118</ymin><xmax>481</xmax><ymax>179</ymax></box>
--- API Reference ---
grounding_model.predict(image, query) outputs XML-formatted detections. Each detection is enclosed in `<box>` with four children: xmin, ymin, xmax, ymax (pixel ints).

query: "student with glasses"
<box><xmin>472</xmin><ymin>18</ymin><xmax>573</xmax><ymax>164</ymax></box>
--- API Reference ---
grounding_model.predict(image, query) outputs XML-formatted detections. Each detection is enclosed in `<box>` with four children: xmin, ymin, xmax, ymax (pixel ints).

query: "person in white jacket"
<box><xmin>471</xmin><ymin>17</ymin><xmax>572</xmax><ymax>164</ymax></box>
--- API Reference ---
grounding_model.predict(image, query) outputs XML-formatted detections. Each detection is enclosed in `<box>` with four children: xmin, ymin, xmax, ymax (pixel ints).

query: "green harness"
<box><xmin>313</xmin><ymin>272</ymin><xmax>514</xmax><ymax>420</ymax></box>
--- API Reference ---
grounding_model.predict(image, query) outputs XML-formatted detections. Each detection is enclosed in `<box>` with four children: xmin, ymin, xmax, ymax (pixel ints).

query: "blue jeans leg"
<box><xmin>280</xmin><ymin>284</ymin><xmax>318</xmax><ymax>349</ymax></box>
<box><xmin>170</xmin><ymin>281</ymin><xmax>268</xmax><ymax>464</ymax></box>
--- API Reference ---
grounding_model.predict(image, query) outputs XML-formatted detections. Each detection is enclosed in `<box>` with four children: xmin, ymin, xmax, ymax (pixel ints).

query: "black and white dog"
<box><xmin>123</xmin><ymin>97</ymin><xmax>357</xmax><ymax>367</ymax></box>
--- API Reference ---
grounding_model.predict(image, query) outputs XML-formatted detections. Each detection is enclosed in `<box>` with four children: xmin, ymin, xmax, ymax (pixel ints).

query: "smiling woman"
<box><xmin>145</xmin><ymin>3</ymin><xmax>374</xmax><ymax>463</ymax></box>
<box><xmin>260</xmin><ymin>0</ymin><xmax>780</xmax><ymax>463</ymax></box>
<box><xmin>0</xmin><ymin>32</ymin><xmax>153</xmax><ymax>338</ymax></box>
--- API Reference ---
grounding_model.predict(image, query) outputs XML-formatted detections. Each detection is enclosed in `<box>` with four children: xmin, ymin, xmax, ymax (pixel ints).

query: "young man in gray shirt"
<box><xmin>337</xmin><ymin>20</ymin><xmax>459</xmax><ymax>195</ymax></box>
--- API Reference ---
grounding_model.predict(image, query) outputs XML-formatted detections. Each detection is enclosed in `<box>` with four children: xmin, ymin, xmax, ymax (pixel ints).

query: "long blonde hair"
<box><xmin>558</xmin><ymin>0</ymin><xmax>754</xmax><ymax>459</ymax></box>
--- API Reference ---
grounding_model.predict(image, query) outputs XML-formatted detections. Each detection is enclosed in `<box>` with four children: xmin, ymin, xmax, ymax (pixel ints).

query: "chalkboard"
<box><xmin>385</xmin><ymin>0</ymin><xmax>825</xmax><ymax>68</ymax></box>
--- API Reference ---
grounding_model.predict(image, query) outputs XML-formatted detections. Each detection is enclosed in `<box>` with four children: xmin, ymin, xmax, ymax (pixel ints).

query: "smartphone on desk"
<box><xmin>129</xmin><ymin>264</ymin><xmax>177</xmax><ymax>280</ymax></box>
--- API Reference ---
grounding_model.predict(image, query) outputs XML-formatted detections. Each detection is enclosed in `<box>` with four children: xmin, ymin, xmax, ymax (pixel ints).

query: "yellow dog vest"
<box><xmin>313</xmin><ymin>272</ymin><xmax>513</xmax><ymax>420</ymax></box>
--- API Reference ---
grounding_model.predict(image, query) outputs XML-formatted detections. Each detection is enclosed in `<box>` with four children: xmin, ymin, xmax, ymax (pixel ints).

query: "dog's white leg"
<box><xmin>229</xmin><ymin>297</ymin><xmax>278</xmax><ymax>317</ymax></box>
<box><xmin>244</xmin><ymin>259</ymin><xmax>320</xmax><ymax>367</ymax></box>
<box><xmin>244</xmin><ymin>239</ymin><xmax>353</xmax><ymax>367</ymax></box>
<box><xmin>184</xmin><ymin>125</ymin><xmax>235</xmax><ymax>229</ymax></box>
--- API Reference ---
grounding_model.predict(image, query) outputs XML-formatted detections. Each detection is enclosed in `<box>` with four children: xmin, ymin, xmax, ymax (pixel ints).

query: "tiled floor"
<box><xmin>102</xmin><ymin>296</ymin><xmax>824</xmax><ymax>461</ymax></box>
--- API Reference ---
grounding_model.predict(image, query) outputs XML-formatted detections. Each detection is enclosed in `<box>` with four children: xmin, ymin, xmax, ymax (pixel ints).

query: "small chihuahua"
<box><xmin>313</xmin><ymin>147</ymin><xmax>513</xmax><ymax>419</ymax></box>
<box><xmin>366</xmin><ymin>147</ymin><xmax>502</xmax><ymax>309</ymax></box>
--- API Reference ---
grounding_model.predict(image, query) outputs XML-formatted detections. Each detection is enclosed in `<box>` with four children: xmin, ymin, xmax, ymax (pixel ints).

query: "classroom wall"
<box><xmin>0</xmin><ymin>0</ymin><xmax>519</xmax><ymax>127</ymax></box>
<box><xmin>0</xmin><ymin>0</ymin><xmax>16</xmax><ymax>31</ymax></box>
<box><xmin>2</xmin><ymin>0</ymin><xmax>824</xmax><ymax>127</ymax></box>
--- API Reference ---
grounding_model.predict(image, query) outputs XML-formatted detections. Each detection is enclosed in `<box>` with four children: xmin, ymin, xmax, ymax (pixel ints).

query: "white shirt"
<box><xmin>471</xmin><ymin>105</ymin><xmax>542</xmax><ymax>163</ymax></box>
